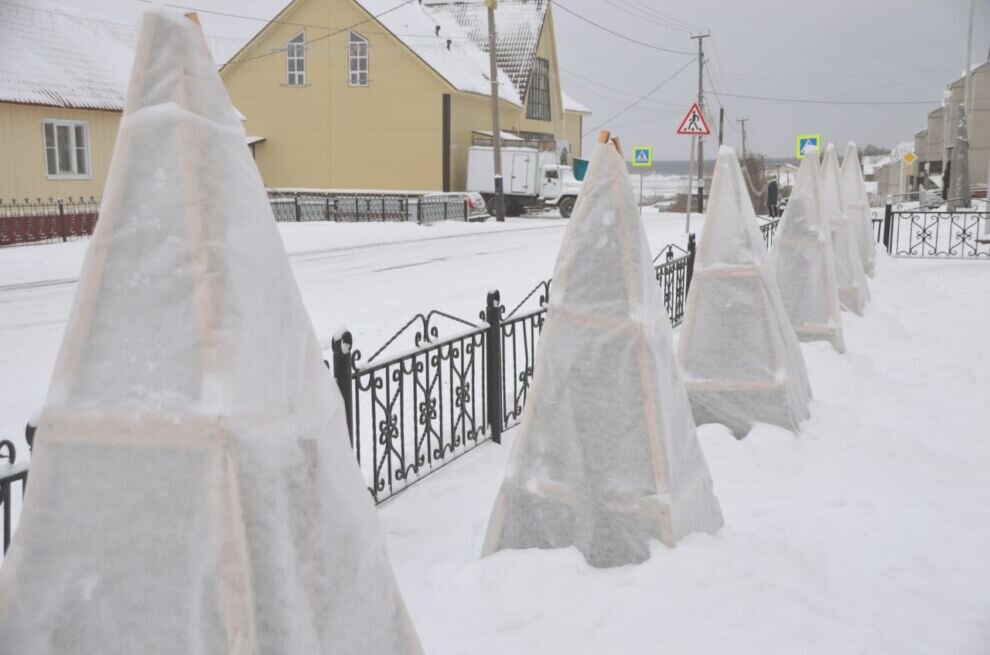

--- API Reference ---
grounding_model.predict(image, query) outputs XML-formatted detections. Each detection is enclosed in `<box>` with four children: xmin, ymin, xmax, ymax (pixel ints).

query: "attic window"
<box><xmin>349</xmin><ymin>32</ymin><xmax>369</xmax><ymax>86</ymax></box>
<box><xmin>287</xmin><ymin>32</ymin><xmax>306</xmax><ymax>86</ymax></box>
<box><xmin>527</xmin><ymin>58</ymin><xmax>551</xmax><ymax>121</ymax></box>
<box><xmin>43</xmin><ymin>119</ymin><xmax>90</xmax><ymax>178</ymax></box>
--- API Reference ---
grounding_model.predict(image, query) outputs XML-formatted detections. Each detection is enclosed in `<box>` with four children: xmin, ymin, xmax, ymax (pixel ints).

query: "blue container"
<box><xmin>572</xmin><ymin>157</ymin><xmax>590</xmax><ymax>181</ymax></box>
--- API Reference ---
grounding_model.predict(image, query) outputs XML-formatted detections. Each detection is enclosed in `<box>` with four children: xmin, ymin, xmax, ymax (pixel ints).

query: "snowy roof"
<box><xmin>424</xmin><ymin>0</ymin><xmax>547</xmax><ymax>101</ymax></box>
<box><xmin>562</xmin><ymin>91</ymin><xmax>591</xmax><ymax>114</ymax></box>
<box><xmin>351</xmin><ymin>0</ymin><xmax>521</xmax><ymax>104</ymax></box>
<box><xmin>0</xmin><ymin>4</ymin><xmax>134</xmax><ymax>110</ymax></box>
<box><xmin>0</xmin><ymin>4</ymin><xmax>242</xmax><ymax>112</ymax></box>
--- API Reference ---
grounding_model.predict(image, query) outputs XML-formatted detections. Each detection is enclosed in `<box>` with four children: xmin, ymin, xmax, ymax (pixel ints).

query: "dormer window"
<box><xmin>287</xmin><ymin>32</ymin><xmax>305</xmax><ymax>86</ymax></box>
<box><xmin>349</xmin><ymin>32</ymin><xmax>369</xmax><ymax>86</ymax></box>
<box><xmin>526</xmin><ymin>58</ymin><xmax>551</xmax><ymax>121</ymax></box>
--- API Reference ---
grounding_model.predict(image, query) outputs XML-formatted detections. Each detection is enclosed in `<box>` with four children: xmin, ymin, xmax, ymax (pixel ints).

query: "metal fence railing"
<box><xmin>872</xmin><ymin>202</ymin><xmax>990</xmax><ymax>259</ymax></box>
<box><xmin>0</xmin><ymin>197</ymin><xmax>100</xmax><ymax>247</ymax></box>
<box><xmin>329</xmin><ymin>236</ymin><xmax>699</xmax><ymax>503</ymax></box>
<box><xmin>0</xmin><ymin>440</ymin><xmax>28</xmax><ymax>555</ymax></box>
<box><xmin>0</xmin><ymin>191</ymin><xmax>476</xmax><ymax>248</ymax></box>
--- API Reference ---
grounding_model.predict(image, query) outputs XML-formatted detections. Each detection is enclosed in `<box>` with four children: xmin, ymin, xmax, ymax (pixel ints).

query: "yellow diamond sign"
<box><xmin>903</xmin><ymin>152</ymin><xmax>917</xmax><ymax>164</ymax></box>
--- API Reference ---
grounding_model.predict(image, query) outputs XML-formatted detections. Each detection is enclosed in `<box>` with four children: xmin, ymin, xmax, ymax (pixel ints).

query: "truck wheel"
<box><xmin>484</xmin><ymin>195</ymin><xmax>496</xmax><ymax>216</ymax></box>
<box><xmin>559</xmin><ymin>197</ymin><xmax>576</xmax><ymax>219</ymax></box>
<box><xmin>506</xmin><ymin>202</ymin><xmax>524</xmax><ymax>217</ymax></box>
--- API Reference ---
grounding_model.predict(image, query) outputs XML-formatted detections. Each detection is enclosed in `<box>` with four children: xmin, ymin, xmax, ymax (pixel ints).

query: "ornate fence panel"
<box><xmin>880</xmin><ymin>205</ymin><xmax>990</xmax><ymax>259</ymax></box>
<box><xmin>759</xmin><ymin>217</ymin><xmax>780</xmax><ymax>248</ymax></box>
<box><xmin>330</xmin><ymin>237</ymin><xmax>699</xmax><ymax>503</ymax></box>
<box><xmin>1</xmin><ymin>440</ymin><xmax>29</xmax><ymax>555</ymax></box>
<box><xmin>0</xmin><ymin>197</ymin><xmax>100</xmax><ymax>247</ymax></box>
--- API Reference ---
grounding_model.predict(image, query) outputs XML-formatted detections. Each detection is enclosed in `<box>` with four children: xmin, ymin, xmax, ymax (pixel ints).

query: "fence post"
<box><xmin>57</xmin><ymin>200</ymin><xmax>67</xmax><ymax>242</ymax></box>
<box><xmin>325</xmin><ymin>194</ymin><xmax>331</xmax><ymax>221</ymax></box>
<box><xmin>417</xmin><ymin>198</ymin><xmax>423</xmax><ymax>225</ymax></box>
<box><xmin>882</xmin><ymin>198</ymin><xmax>893</xmax><ymax>253</ymax></box>
<box><xmin>380</xmin><ymin>196</ymin><xmax>386</xmax><ymax>222</ymax></box>
<box><xmin>464</xmin><ymin>199</ymin><xmax>469</xmax><ymax>222</ymax></box>
<box><xmin>331</xmin><ymin>331</ymin><xmax>354</xmax><ymax>446</ymax></box>
<box><xmin>484</xmin><ymin>290</ymin><xmax>504</xmax><ymax>445</ymax></box>
<box><xmin>686</xmin><ymin>232</ymin><xmax>697</xmax><ymax>294</ymax></box>
<box><xmin>294</xmin><ymin>194</ymin><xmax>301</xmax><ymax>222</ymax></box>
<box><xmin>443</xmin><ymin>199</ymin><xmax>448</xmax><ymax>222</ymax></box>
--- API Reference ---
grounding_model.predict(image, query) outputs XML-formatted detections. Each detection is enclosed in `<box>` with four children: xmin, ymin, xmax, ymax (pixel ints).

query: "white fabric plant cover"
<box><xmin>821</xmin><ymin>144</ymin><xmax>870</xmax><ymax>315</ymax></box>
<box><xmin>771</xmin><ymin>148</ymin><xmax>847</xmax><ymax>353</ymax></box>
<box><xmin>0</xmin><ymin>11</ymin><xmax>423</xmax><ymax>655</ymax></box>
<box><xmin>840</xmin><ymin>142</ymin><xmax>877</xmax><ymax>277</ymax></box>
<box><xmin>482</xmin><ymin>140</ymin><xmax>723</xmax><ymax>568</ymax></box>
<box><xmin>678</xmin><ymin>147</ymin><xmax>811</xmax><ymax>438</ymax></box>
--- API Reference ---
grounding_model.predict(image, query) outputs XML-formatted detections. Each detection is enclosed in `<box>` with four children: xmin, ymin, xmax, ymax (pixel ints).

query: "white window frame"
<box><xmin>348</xmin><ymin>31</ymin><xmax>369</xmax><ymax>87</ymax></box>
<box><xmin>287</xmin><ymin>32</ymin><xmax>306</xmax><ymax>87</ymax></box>
<box><xmin>42</xmin><ymin>119</ymin><xmax>92</xmax><ymax>179</ymax></box>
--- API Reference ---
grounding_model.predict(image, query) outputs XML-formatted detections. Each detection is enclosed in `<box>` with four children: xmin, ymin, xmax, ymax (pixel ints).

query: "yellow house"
<box><xmin>0</xmin><ymin>5</ymin><xmax>131</xmax><ymax>202</ymax></box>
<box><xmin>221</xmin><ymin>0</ymin><xmax>590</xmax><ymax>195</ymax></box>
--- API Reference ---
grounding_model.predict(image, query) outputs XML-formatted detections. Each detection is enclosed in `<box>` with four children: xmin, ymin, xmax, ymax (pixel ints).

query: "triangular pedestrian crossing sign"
<box><xmin>677</xmin><ymin>103</ymin><xmax>711</xmax><ymax>136</ymax></box>
<box><xmin>636</xmin><ymin>150</ymin><xmax>649</xmax><ymax>163</ymax></box>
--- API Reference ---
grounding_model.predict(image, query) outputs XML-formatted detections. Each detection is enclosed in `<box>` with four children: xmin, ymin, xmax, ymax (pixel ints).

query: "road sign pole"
<box><xmin>686</xmin><ymin>135</ymin><xmax>696</xmax><ymax>234</ymax></box>
<box><xmin>639</xmin><ymin>174</ymin><xmax>644</xmax><ymax>215</ymax></box>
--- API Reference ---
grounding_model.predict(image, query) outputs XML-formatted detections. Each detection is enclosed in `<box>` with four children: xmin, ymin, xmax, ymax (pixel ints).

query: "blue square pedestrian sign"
<box><xmin>796</xmin><ymin>134</ymin><xmax>822</xmax><ymax>159</ymax></box>
<box><xmin>632</xmin><ymin>146</ymin><xmax>652</xmax><ymax>167</ymax></box>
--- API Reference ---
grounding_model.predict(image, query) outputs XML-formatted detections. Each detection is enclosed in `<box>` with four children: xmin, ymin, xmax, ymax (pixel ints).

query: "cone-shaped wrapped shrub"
<box><xmin>840</xmin><ymin>142</ymin><xmax>877</xmax><ymax>277</ymax></box>
<box><xmin>482</xmin><ymin>136</ymin><xmax>723</xmax><ymax>568</ymax></box>
<box><xmin>0</xmin><ymin>11</ymin><xmax>424</xmax><ymax>654</ymax></box>
<box><xmin>678</xmin><ymin>146</ymin><xmax>812</xmax><ymax>438</ymax></box>
<box><xmin>771</xmin><ymin>148</ymin><xmax>847</xmax><ymax>353</ymax></box>
<box><xmin>821</xmin><ymin>144</ymin><xmax>870</xmax><ymax>315</ymax></box>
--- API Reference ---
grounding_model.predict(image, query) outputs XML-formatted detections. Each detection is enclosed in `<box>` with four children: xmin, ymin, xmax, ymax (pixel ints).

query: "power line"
<box><xmin>599</xmin><ymin>0</ymin><xmax>695</xmax><ymax>34</ymax></box>
<box><xmin>553</xmin><ymin>1</ymin><xmax>695</xmax><ymax>55</ymax></box>
<box><xmin>584</xmin><ymin>57</ymin><xmax>697</xmax><ymax>135</ymax></box>
<box><xmin>559</xmin><ymin>66</ymin><xmax>686</xmax><ymax>107</ymax></box>
<box><xmin>707</xmin><ymin>91</ymin><xmax>937</xmax><ymax>106</ymax></box>
<box><xmin>132</xmin><ymin>0</ymin><xmax>466</xmax><ymax>41</ymax></box>
<box><xmin>218</xmin><ymin>0</ymin><xmax>418</xmax><ymax>66</ymax></box>
<box><xmin>621</xmin><ymin>0</ymin><xmax>706</xmax><ymax>32</ymax></box>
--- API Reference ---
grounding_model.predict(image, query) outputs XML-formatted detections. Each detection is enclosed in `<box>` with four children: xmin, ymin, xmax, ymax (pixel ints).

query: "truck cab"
<box><xmin>467</xmin><ymin>145</ymin><xmax>583</xmax><ymax>218</ymax></box>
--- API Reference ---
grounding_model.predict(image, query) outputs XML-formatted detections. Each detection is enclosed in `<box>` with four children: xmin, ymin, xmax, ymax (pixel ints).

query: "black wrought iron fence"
<box><xmin>0</xmin><ymin>440</ymin><xmax>29</xmax><ymax>555</ymax></box>
<box><xmin>0</xmin><ymin>191</ymin><xmax>473</xmax><ymax>248</ymax></box>
<box><xmin>759</xmin><ymin>217</ymin><xmax>779</xmax><ymax>248</ymax></box>
<box><xmin>875</xmin><ymin>203</ymin><xmax>990</xmax><ymax>259</ymax></box>
<box><xmin>330</xmin><ymin>237</ymin><xmax>698</xmax><ymax>503</ymax></box>
<box><xmin>0</xmin><ymin>197</ymin><xmax>100</xmax><ymax>247</ymax></box>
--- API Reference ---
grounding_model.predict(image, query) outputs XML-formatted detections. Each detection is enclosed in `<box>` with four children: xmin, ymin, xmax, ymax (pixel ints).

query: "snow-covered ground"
<box><xmin>381</xmin><ymin>255</ymin><xmax>990</xmax><ymax>654</ymax></box>
<box><xmin>2</xmin><ymin>213</ymin><xmax>988</xmax><ymax>652</ymax></box>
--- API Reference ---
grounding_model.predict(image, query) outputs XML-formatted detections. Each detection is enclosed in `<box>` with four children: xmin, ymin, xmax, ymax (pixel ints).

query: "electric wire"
<box><xmin>553</xmin><ymin>1</ymin><xmax>695</xmax><ymax>56</ymax></box>
<box><xmin>584</xmin><ymin>57</ymin><xmax>697</xmax><ymax>136</ymax></box>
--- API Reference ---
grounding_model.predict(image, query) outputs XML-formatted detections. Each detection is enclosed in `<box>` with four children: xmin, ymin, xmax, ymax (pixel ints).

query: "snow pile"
<box><xmin>678</xmin><ymin>146</ymin><xmax>811</xmax><ymax>437</ymax></box>
<box><xmin>821</xmin><ymin>144</ymin><xmax>870</xmax><ymax>315</ymax></box>
<box><xmin>771</xmin><ymin>148</ymin><xmax>846</xmax><ymax>353</ymax></box>
<box><xmin>840</xmin><ymin>142</ymin><xmax>877</xmax><ymax>277</ymax></box>
<box><xmin>0</xmin><ymin>10</ymin><xmax>423</xmax><ymax>654</ymax></box>
<box><xmin>482</xmin><ymin>139</ymin><xmax>722</xmax><ymax>568</ymax></box>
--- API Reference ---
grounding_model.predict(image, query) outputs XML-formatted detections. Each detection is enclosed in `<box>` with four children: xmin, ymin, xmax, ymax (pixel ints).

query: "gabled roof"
<box><xmin>0</xmin><ymin>4</ymin><xmax>134</xmax><ymax>110</ymax></box>
<box><xmin>352</xmin><ymin>0</ymin><xmax>522</xmax><ymax>104</ymax></box>
<box><xmin>424</xmin><ymin>0</ymin><xmax>548</xmax><ymax>101</ymax></box>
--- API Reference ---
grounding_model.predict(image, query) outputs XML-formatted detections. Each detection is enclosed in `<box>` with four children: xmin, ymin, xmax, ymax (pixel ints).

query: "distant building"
<box><xmin>933</xmin><ymin>61</ymin><xmax>990</xmax><ymax>191</ymax></box>
<box><xmin>220</xmin><ymin>0</ymin><xmax>590</xmax><ymax>192</ymax></box>
<box><xmin>0</xmin><ymin>5</ymin><xmax>130</xmax><ymax>201</ymax></box>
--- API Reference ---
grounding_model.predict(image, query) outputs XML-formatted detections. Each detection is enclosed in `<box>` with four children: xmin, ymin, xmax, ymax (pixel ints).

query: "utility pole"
<box><xmin>963</xmin><ymin>0</ymin><xmax>976</xmax><ymax>117</ymax></box>
<box><xmin>691</xmin><ymin>33</ymin><xmax>709</xmax><ymax>213</ymax></box>
<box><xmin>485</xmin><ymin>0</ymin><xmax>505</xmax><ymax>222</ymax></box>
<box><xmin>718</xmin><ymin>107</ymin><xmax>725</xmax><ymax>147</ymax></box>
<box><xmin>738</xmin><ymin>118</ymin><xmax>749</xmax><ymax>161</ymax></box>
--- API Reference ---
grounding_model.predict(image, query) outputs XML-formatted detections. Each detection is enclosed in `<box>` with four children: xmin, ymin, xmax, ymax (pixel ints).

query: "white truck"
<box><xmin>466</xmin><ymin>145</ymin><xmax>583</xmax><ymax>218</ymax></box>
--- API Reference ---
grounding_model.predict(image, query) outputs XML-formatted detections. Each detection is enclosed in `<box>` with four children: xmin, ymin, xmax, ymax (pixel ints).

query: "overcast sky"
<box><xmin>47</xmin><ymin>0</ymin><xmax>990</xmax><ymax>158</ymax></box>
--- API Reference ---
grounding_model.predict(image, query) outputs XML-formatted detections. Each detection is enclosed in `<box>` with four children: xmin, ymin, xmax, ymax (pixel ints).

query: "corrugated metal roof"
<box><xmin>423</xmin><ymin>0</ymin><xmax>547</xmax><ymax>102</ymax></box>
<box><xmin>0</xmin><ymin>4</ymin><xmax>134</xmax><ymax>110</ymax></box>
